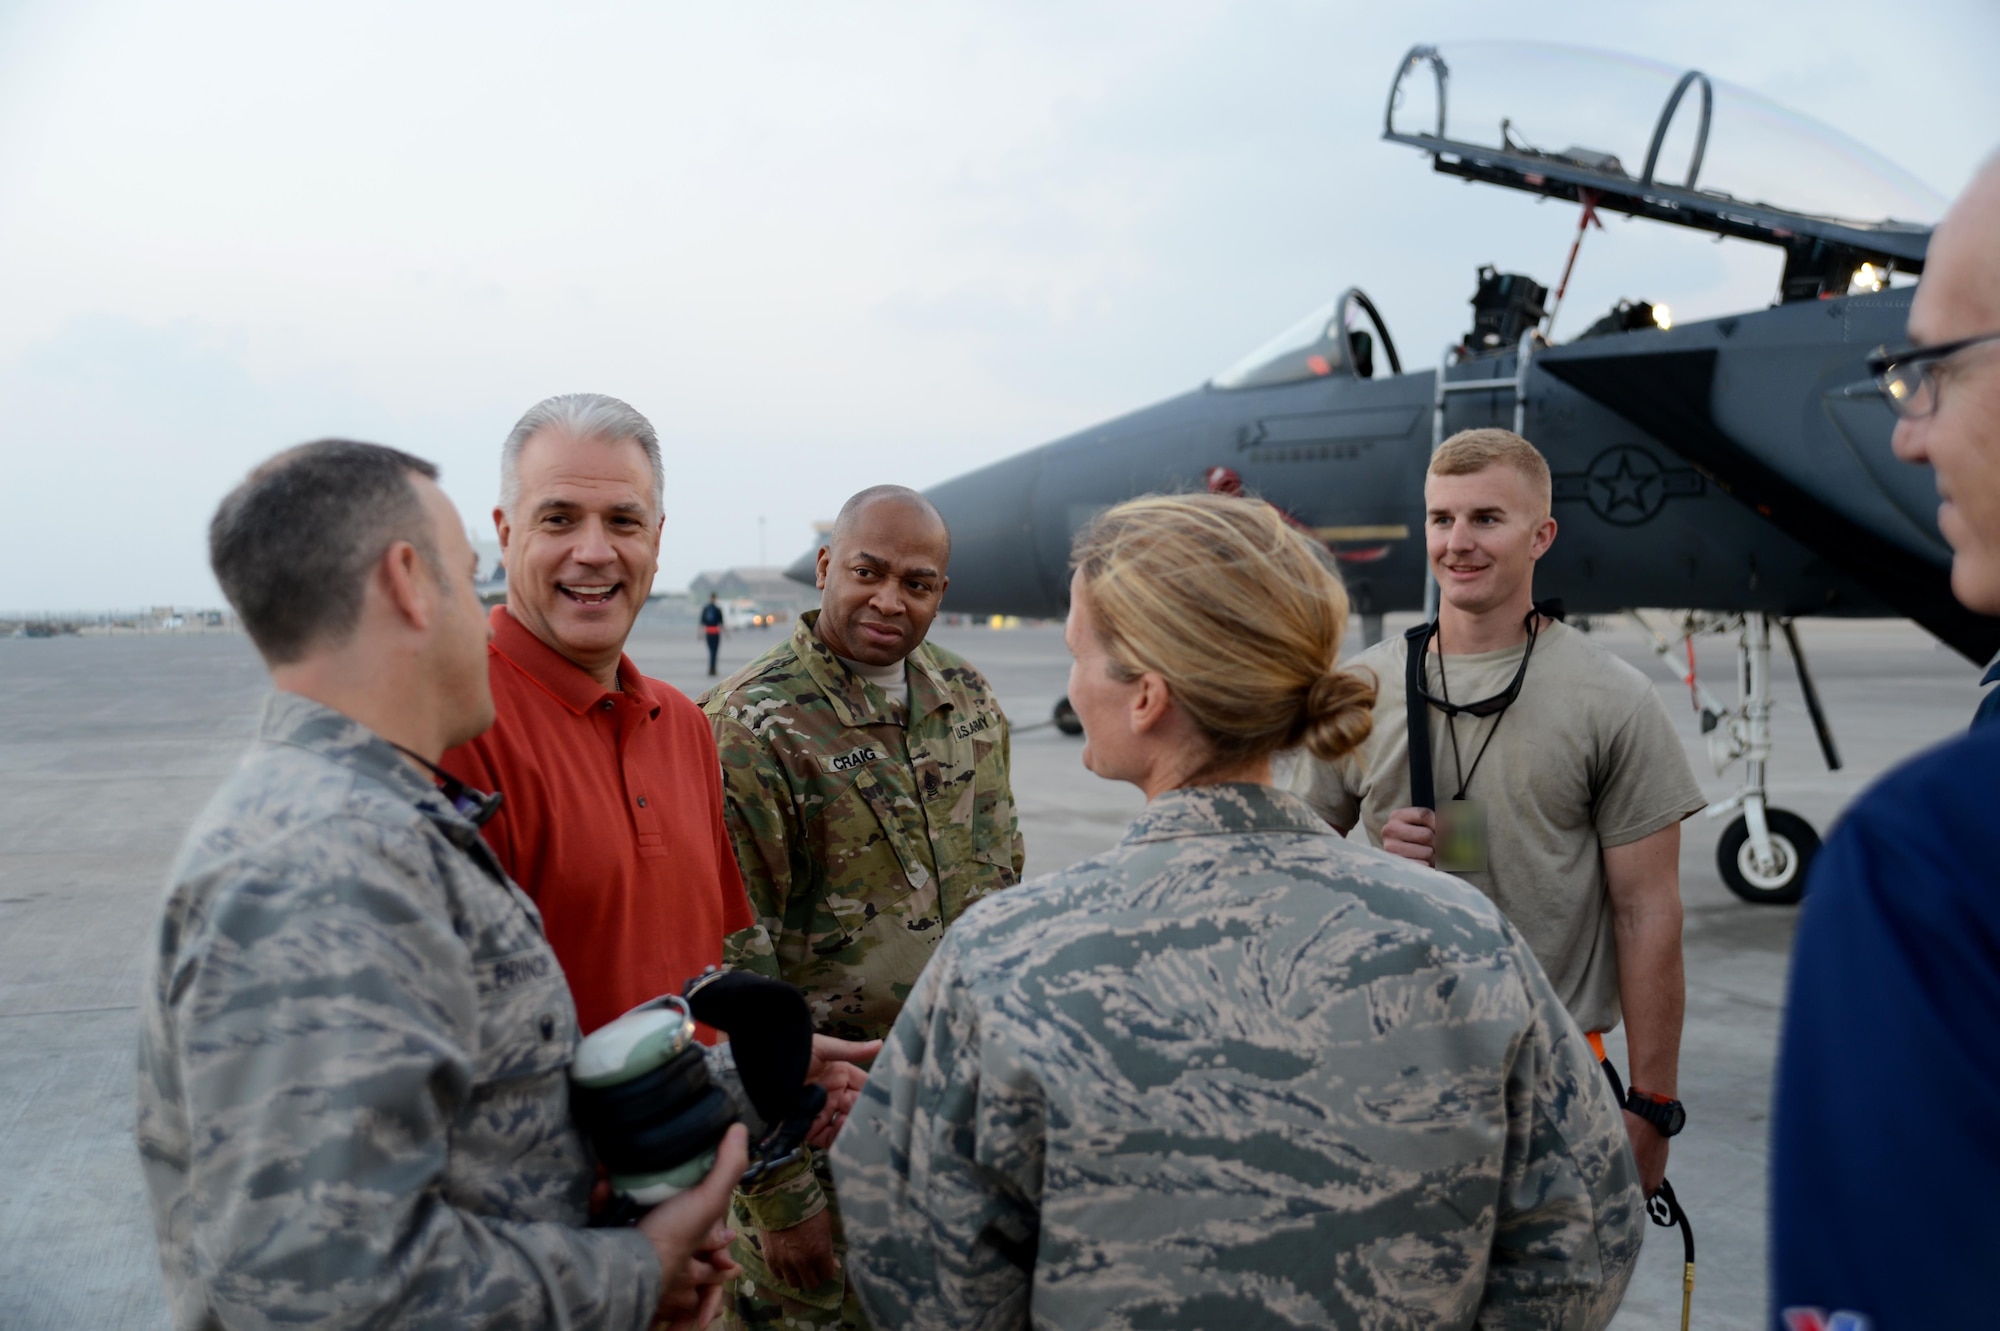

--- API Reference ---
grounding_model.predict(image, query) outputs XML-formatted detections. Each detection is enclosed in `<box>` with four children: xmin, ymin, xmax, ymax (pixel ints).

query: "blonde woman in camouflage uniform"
<box><xmin>830</xmin><ymin>493</ymin><xmax>1646</xmax><ymax>1330</ymax></box>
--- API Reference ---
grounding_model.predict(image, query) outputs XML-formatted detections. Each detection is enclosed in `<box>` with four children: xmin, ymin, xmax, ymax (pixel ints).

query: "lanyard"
<box><xmin>1431</xmin><ymin>618</ymin><xmax>1539</xmax><ymax>801</ymax></box>
<box><xmin>1437</xmin><ymin>653</ymin><xmax>1508</xmax><ymax>801</ymax></box>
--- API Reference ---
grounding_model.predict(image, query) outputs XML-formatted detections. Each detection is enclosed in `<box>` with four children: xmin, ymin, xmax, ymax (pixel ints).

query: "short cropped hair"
<box><xmin>1429</xmin><ymin>428</ymin><xmax>1553</xmax><ymax>517</ymax></box>
<box><xmin>1072</xmin><ymin>493</ymin><xmax>1375</xmax><ymax>769</ymax></box>
<box><xmin>210</xmin><ymin>440</ymin><xmax>440</xmax><ymax>665</ymax></box>
<box><xmin>829</xmin><ymin>484</ymin><xmax>951</xmax><ymax>564</ymax></box>
<box><xmin>499</xmin><ymin>393</ymin><xmax>662</xmax><ymax>518</ymax></box>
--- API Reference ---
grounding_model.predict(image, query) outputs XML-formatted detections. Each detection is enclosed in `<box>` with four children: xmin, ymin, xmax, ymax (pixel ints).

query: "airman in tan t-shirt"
<box><xmin>1292</xmin><ymin>427</ymin><xmax>1703</xmax><ymax>1197</ymax></box>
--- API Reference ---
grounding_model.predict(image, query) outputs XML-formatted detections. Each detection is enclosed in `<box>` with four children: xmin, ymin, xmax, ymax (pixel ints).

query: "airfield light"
<box><xmin>1652</xmin><ymin>304</ymin><xmax>1673</xmax><ymax>331</ymax></box>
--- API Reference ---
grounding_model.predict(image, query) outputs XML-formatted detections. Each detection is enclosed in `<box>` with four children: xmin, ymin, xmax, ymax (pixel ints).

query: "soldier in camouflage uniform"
<box><xmin>138</xmin><ymin>441</ymin><xmax>745</xmax><ymax>1329</ymax></box>
<box><xmin>700</xmin><ymin>485</ymin><xmax>1024</xmax><ymax>1329</ymax></box>
<box><xmin>830</xmin><ymin>494</ymin><xmax>1644</xmax><ymax>1330</ymax></box>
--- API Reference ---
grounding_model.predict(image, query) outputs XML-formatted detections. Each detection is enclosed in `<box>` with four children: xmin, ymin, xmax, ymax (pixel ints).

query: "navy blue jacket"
<box><xmin>1973</xmin><ymin>655</ymin><xmax>2000</xmax><ymax>729</ymax></box>
<box><xmin>1770</xmin><ymin>723</ymin><xmax>2000</xmax><ymax>1329</ymax></box>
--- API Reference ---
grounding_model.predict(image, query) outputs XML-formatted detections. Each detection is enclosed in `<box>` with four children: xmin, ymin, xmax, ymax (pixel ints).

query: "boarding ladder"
<box><xmin>1422</xmin><ymin>331</ymin><xmax>1536</xmax><ymax>619</ymax></box>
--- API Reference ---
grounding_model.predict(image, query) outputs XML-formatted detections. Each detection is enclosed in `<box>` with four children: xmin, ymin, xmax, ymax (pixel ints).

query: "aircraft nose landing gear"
<box><xmin>1634</xmin><ymin>610</ymin><xmax>1836</xmax><ymax>905</ymax></box>
<box><xmin>1053</xmin><ymin>697</ymin><xmax>1083</xmax><ymax>736</ymax></box>
<box><xmin>1716</xmin><ymin>806</ymin><xmax>1820</xmax><ymax>905</ymax></box>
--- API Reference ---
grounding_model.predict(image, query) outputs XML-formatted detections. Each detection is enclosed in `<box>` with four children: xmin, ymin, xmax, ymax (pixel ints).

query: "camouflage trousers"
<box><xmin>724</xmin><ymin>1272</ymin><xmax>868</xmax><ymax>1331</ymax></box>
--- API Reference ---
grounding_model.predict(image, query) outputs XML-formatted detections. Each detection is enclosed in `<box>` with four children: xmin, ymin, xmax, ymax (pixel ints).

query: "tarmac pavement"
<box><xmin>0</xmin><ymin>613</ymin><xmax>1983</xmax><ymax>1329</ymax></box>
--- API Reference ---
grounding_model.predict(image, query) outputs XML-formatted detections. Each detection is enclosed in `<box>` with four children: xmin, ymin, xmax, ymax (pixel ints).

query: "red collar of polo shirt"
<box><xmin>488</xmin><ymin>606</ymin><xmax>662</xmax><ymax>719</ymax></box>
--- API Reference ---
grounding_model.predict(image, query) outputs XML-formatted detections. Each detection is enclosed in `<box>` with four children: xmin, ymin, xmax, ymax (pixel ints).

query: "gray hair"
<box><xmin>499</xmin><ymin>393</ymin><xmax>664</xmax><ymax>517</ymax></box>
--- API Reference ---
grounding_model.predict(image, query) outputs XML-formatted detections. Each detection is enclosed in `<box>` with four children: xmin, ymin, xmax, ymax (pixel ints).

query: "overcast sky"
<box><xmin>1</xmin><ymin>0</ymin><xmax>1994</xmax><ymax>612</ymax></box>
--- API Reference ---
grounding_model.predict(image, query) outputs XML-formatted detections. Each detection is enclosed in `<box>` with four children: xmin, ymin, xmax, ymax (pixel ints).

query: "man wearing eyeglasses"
<box><xmin>1771</xmin><ymin>154</ymin><xmax>2000</xmax><ymax>1330</ymax></box>
<box><xmin>1293</xmin><ymin>427</ymin><xmax>1706</xmax><ymax>1198</ymax></box>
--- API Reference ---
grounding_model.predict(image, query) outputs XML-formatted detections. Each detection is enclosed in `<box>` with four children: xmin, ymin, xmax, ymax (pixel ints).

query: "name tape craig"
<box><xmin>822</xmin><ymin>744</ymin><xmax>883</xmax><ymax>774</ymax></box>
<box><xmin>820</xmin><ymin>713</ymin><xmax>998</xmax><ymax>774</ymax></box>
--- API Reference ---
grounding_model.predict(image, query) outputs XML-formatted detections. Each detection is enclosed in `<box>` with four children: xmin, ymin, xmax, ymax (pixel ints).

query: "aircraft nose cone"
<box><xmin>928</xmin><ymin>448</ymin><xmax>1059</xmax><ymax>618</ymax></box>
<box><xmin>783</xmin><ymin>548</ymin><xmax>817</xmax><ymax>586</ymax></box>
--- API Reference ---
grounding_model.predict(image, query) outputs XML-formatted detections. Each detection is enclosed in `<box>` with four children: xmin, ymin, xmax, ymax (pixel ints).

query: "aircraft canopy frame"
<box><xmin>1382</xmin><ymin>43</ymin><xmax>1933</xmax><ymax>300</ymax></box>
<box><xmin>1210</xmin><ymin>287</ymin><xmax>1404</xmax><ymax>391</ymax></box>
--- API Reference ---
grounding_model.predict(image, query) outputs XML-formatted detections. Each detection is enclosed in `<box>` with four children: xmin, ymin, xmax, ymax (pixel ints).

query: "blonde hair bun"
<box><xmin>1072</xmin><ymin>492</ymin><xmax>1376</xmax><ymax>772</ymax></box>
<box><xmin>1301</xmin><ymin>666</ymin><xmax>1376</xmax><ymax>762</ymax></box>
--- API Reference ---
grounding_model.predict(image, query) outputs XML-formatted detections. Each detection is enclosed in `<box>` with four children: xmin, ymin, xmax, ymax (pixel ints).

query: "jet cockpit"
<box><xmin>1210</xmin><ymin>286</ymin><xmax>1403</xmax><ymax>389</ymax></box>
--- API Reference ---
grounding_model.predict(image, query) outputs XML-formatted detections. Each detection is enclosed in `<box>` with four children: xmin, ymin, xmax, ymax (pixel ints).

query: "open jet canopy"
<box><xmin>1384</xmin><ymin>42</ymin><xmax>1943</xmax><ymax>300</ymax></box>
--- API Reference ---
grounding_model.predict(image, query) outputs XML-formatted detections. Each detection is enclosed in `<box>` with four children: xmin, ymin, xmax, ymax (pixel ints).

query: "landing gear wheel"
<box><xmin>1053</xmin><ymin>697</ymin><xmax>1083</xmax><ymax>736</ymax></box>
<box><xmin>1716</xmin><ymin>809</ymin><xmax>1819</xmax><ymax>905</ymax></box>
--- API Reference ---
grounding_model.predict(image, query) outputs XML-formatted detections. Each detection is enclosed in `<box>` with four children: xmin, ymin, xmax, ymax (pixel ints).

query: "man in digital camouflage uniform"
<box><xmin>701</xmin><ymin>484</ymin><xmax>1025</xmax><ymax>1330</ymax></box>
<box><xmin>830</xmin><ymin>783</ymin><xmax>1646</xmax><ymax>1330</ymax></box>
<box><xmin>137</xmin><ymin>440</ymin><xmax>745</xmax><ymax>1330</ymax></box>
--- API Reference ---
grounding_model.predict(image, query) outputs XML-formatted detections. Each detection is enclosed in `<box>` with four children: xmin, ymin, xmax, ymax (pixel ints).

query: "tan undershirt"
<box><xmin>837</xmin><ymin>653</ymin><xmax>910</xmax><ymax>711</ymax></box>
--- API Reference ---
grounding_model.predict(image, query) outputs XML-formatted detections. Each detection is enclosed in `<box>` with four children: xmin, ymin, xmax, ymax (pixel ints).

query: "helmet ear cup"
<box><xmin>571</xmin><ymin>974</ymin><xmax>822</xmax><ymax>1201</ymax></box>
<box><xmin>571</xmin><ymin>1043</ymin><xmax>723</xmax><ymax>1177</ymax></box>
<box><xmin>573</xmin><ymin>1045</ymin><xmax>710</xmax><ymax>1130</ymax></box>
<box><xmin>594</xmin><ymin>1086</ymin><xmax>736</xmax><ymax>1176</ymax></box>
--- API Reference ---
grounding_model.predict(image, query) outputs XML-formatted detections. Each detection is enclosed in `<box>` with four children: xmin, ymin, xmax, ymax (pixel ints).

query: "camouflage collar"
<box><xmin>1120</xmin><ymin>782</ymin><xmax>1334</xmax><ymax>845</ymax></box>
<box><xmin>258</xmin><ymin>691</ymin><xmax>481</xmax><ymax>844</ymax></box>
<box><xmin>792</xmin><ymin>610</ymin><xmax>955</xmax><ymax>728</ymax></box>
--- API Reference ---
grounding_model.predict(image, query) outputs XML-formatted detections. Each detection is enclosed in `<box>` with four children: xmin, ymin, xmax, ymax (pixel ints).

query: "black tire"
<box><xmin>1053</xmin><ymin>697</ymin><xmax>1083</xmax><ymax>736</ymax></box>
<box><xmin>1716</xmin><ymin>808</ymin><xmax>1819</xmax><ymax>905</ymax></box>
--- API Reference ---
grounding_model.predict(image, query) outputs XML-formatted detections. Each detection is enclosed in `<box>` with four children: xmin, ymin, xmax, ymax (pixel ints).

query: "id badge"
<box><xmin>1436</xmin><ymin>798</ymin><xmax>1489</xmax><ymax>874</ymax></box>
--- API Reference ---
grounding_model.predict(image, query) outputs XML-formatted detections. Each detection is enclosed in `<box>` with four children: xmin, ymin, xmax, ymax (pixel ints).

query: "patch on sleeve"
<box><xmin>953</xmin><ymin>711</ymin><xmax>998</xmax><ymax>741</ymax></box>
<box><xmin>820</xmin><ymin>743</ymin><xmax>884</xmax><ymax>774</ymax></box>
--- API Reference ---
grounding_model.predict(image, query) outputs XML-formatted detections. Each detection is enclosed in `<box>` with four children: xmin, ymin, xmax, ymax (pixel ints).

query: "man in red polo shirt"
<box><xmin>442</xmin><ymin>392</ymin><xmax>752</xmax><ymax>1033</ymax></box>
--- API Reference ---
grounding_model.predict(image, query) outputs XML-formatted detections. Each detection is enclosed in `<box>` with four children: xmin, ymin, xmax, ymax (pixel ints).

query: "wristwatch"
<box><xmin>1623</xmin><ymin>1088</ymin><xmax>1687</xmax><ymax>1138</ymax></box>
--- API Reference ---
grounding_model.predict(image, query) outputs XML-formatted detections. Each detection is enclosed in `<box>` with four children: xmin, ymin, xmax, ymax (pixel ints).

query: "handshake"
<box><xmin>572</xmin><ymin>970</ymin><xmax>878</xmax><ymax>1330</ymax></box>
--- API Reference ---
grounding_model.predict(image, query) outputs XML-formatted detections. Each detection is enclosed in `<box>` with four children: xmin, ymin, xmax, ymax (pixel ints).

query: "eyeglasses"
<box><xmin>1412</xmin><ymin>609</ymin><xmax>1543</xmax><ymax>718</ymax></box>
<box><xmin>1867</xmin><ymin>329</ymin><xmax>2000</xmax><ymax>421</ymax></box>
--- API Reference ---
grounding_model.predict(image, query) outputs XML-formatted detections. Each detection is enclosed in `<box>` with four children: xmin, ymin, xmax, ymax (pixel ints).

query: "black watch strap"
<box><xmin>1623</xmin><ymin>1090</ymin><xmax>1687</xmax><ymax>1138</ymax></box>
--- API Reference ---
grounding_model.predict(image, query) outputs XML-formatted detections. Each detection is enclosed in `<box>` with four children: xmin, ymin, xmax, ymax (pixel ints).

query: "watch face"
<box><xmin>1661</xmin><ymin>1102</ymin><xmax>1687</xmax><ymax>1137</ymax></box>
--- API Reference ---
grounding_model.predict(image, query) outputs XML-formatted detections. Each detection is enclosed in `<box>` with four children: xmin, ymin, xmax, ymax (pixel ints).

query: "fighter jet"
<box><xmin>788</xmin><ymin>42</ymin><xmax>1980</xmax><ymax>905</ymax></box>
